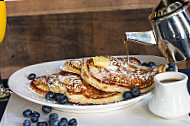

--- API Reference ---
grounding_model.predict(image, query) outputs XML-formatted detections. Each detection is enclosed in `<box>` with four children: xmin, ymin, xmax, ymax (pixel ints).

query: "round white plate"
<box><xmin>8</xmin><ymin>55</ymin><xmax>168</xmax><ymax>113</ymax></box>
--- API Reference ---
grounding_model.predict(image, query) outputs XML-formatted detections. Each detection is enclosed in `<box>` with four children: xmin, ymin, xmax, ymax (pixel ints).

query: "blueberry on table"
<box><xmin>42</xmin><ymin>105</ymin><xmax>52</xmax><ymax>114</ymax></box>
<box><xmin>123</xmin><ymin>91</ymin><xmax>132</xmax><ymax>100</ymax></box>
<box><xmin>27</xmin><ymin>73</ymin><xmax>36</xmax><ymax>80</ymax></box>
<box><xmin>57</xmin><ymin>96</ymin><xmax>68</xmax><ymax>105</ymax></box>
<box><xmin>131</xmin><ymin>87</ymin><xmax>141</xmax><ymax>97</ymax></box>
<box><xmin>45</xmin><ymin>92</ymin><xmax>55</xmax><ymax>100</ymax></box>
<box><xmin>68</xmin><ymin>118</ymin><xmax>77</xmax><ymax>126</ymax></box>
<box><xmin>59</xmin><ymin>117</ymin><xmax>68</xmax><ymax>126</ymax></box>
<box><xmin>23</xmin><ymin>119</ymin><xmax>31</xmax><ymax>126</ymax></box>
<box><xmin>49</xmin><ymin>113</ymin><xmax>59</xmax><ymax>120</ymax></box>
<box><xmin>49</xmin><ymin>118</ymin><xmax>59</xmax><ymax>126</ymax></box>
<box><xmin>31</xmin><ymin>116</ymin><xmax>39</xmax><ymax>123</ymax></box>
<box><xmin>31</xmin><ymin>111</ymin><xmax>40</xmax><ymax>118</ymax></box>
<box><xmin>23</xmin><ymin>109</ymin><xmax>32</xmax><ymax>118</ymax></box>
<box><xmin>37</xmin><ymin>121</ymin><xmax>48</xmax><ymax>126</ymax></box>
<box><xmin>147</xmin><ymin>61</ymin><xmax>156</xmax><ymax>67</ymax></box>
<box><xmin>142</xmin><ymin>62</ymin><xmax>148</xmax><ymax>67</ymax></box>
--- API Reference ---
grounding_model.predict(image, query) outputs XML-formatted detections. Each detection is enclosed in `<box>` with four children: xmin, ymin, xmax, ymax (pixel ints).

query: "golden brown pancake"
<box><xmin>61</xmin><ymin>59</ymin><xmax>82</xmax><ymax>75</ymax></box>
<box><xmin>81</xmin><ymin>56</ymin><xmax>167</xmax><ymax>93</ymax></box>
<box><xmin>30</xmin><ymin>71</ymin><xmax>123</xmax><ymax>105</ymax></box>
<box><xmin>30</xmin><ymin>77</ymin><xmax>51</xmax><ymax>95</ymax></box>
<box><xmin>61</xmin><ymin>57</ymin><xmax>142</xmax><ymax>75</ymax></box>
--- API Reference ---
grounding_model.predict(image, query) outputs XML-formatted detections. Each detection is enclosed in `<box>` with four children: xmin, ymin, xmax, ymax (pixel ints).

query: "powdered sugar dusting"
<box><xmin>89</xmin><ymin>57</ymin><xmax>161</xmax><ymax>87</ymax></box>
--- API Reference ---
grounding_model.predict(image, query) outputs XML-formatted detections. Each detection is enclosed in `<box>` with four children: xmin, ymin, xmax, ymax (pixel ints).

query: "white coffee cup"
<box><xmin>149</xmin><ymin>72</ymin><xmax>190</xmax><ymax>119</ymax></box>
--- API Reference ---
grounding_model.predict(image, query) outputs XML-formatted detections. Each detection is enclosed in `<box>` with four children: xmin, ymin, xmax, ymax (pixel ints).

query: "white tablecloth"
<box><xmin>1</xmin><ymin>93</ymin><xmax>190</xmax><ymax>126</ymax></box>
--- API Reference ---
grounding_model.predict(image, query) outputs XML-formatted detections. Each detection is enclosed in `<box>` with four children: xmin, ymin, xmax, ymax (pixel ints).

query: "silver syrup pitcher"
<box><xmin>125</xmin><ymin>0</ymin><xmax>190</xmax><ymax>63</ymax></box>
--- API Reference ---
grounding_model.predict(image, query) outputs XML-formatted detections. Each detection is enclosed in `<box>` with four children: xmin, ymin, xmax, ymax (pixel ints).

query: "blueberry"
<box><xmin>37</xmin><ymin>122</ymin><xmax>48</xmax><ymax>126</ymax></box>
<box><xmin>148</xmin><ymin>61</ymin><xmax>156</xmax><ymax>67</ymax></box>
<box><xmin>57</xmin><ymin>96</ymin><xmax>68</xmax><ymax>105</ymax></box>
<box><xmin>168</xmin><ymin>63</ymin><xmax>176</xmax><ymax>67</ymax></box>
<box><xmin>49</xmin><ymin>113</ymin><xmax>59</xmax><ymax>120</ymax></box>
<box><xmin>58</xmin><ymin>117</ymin><xmax>68</xmax><ymax>126</ymax></box>
<box><xmin>49</xmin><ymin>118</ymin><xmax>59</xmax><ymax>126</ymax></box>
<box><xmin>23</xmin><ymin>119</ymin><xmax>31</xmax><ymax>126</ymax></box>
<box><xmin>142</xmin><ymin>62</ymin><xmax>148</xmax><ymax>67</ymax></box>
<box><xmin>45</xmin><ymin>92</ymin><xmax>55</xmax><ymax>100</ymax></box>
<box><xmin>31</xmin><ymin>116</ymin><xmax>39</xmax><ymax>123</ymax></box>
<box><xmin>42</xmin><ymin>105</ymin><xmax>52</xmax><ymax>114</ymax></box>
<box><xmin>31</xmin><ymin>111</ymin><xmax>40</xmax><ymax>118</ymax></box>
<box><xmin>123</xmin><ymin>91</ymin><xmax>132</xmax><ymax>100</ymax></box>
<box><xmin>23</xmin><ymin>109</ymin><xmax>32</xmax><ymax>118</ymax></box>
<box><xmin>54</xmin><ymin>93</ymin><xmax>65</xmax><ymax>101</ymax></box>
<box><xmin>68</xmin><ymin>118</ymin><xmax>77</xmax><ymax>126</ymax></box>
<box><xmin>27</xmin><ymin>73</ymin><xmax>36</xmax><ymax>80</ymax></box>
<box><xmin>166</xmin><ymin>67</ymin><xmax>175</xmax><ymax>71</ymax></box>
<box><xmin>131</xmin><ymin>87</ymin><xmax>141</xmax><ymax>97</ymax></box>
<box><xmin>166</xmin><ymin>63</ymin><xmax>176</xmax><ymax>71</ymax></box>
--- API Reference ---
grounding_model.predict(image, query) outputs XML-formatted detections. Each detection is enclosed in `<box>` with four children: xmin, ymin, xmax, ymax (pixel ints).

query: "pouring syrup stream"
<box><xmin>124</xmin><ymin>38</ymin><xmax>130</xmax><ymax>67</ymax></box>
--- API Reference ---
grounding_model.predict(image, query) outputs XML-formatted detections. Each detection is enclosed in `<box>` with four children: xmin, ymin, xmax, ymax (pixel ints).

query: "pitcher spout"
<box><xmin>125</xmin><ymin>30</ymin><xmax>157</xmax><ymax>45</ymax></box>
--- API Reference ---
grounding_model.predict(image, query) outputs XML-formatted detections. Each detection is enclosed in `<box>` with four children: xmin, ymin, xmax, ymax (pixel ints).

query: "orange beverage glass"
<box><xmin>0</xmin><ymin>2</ymin><xmax>10</xmax><ymax>100</ymax></box>
<box><xmin>0</xmin><ymin>1</ymin><xmax>6</xmax><ymax>43</ymax></box>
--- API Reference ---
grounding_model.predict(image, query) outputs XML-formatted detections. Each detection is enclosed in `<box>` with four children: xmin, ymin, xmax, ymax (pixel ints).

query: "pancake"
<box><xmin>30</xmin><ymin>76</ymin><xmax>51</xmax><ymax>95</ymax></box>
<box><xmin>60</xmin><ymin>59</ymin><xmax>82</xmax><ymax>75</ymax></box>
<box><xmin>30</xmin><ymin>71</ymin><xmax>123</xmax><ymax>105</ymax></box>
<box><xmin>81</xmin><ymin>56</ymin><xmax>167</xmax><ymax>93</ymax></box>
<box><xmin>117</xmin><ymin>57</ymin><xmax>142</xmax><ymax>66</ymax></box>
<box><xmin>60</xmin><ymin>57</ymin><xmax>142</xmax><ymax>74</ymax></box>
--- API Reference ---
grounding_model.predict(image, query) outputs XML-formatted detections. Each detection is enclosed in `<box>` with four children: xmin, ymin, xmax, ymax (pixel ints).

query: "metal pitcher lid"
<box><xmin>149</xmin><ymin>0</ymin><xmax>188</xmax><ymax>21</ymax></box>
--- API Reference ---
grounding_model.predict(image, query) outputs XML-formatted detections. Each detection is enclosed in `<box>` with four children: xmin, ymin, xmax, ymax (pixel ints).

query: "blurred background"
<box><xmin>0</xmin><ymin>0</ymin><xmax>189</xmax><ymax>79</ymax></box>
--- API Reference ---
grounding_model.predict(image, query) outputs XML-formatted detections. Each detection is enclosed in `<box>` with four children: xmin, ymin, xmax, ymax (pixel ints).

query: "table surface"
<box><xmin>0</xmin><ymin>69</ymin><xmax>190</xmax><ymax>126</ymax></box>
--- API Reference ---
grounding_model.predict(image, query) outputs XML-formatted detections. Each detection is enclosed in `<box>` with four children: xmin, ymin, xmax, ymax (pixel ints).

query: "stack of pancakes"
<box><xmin>30</xmin><ymin>56</ymin><xmax>167</xmax><ymax>105</ymax></box>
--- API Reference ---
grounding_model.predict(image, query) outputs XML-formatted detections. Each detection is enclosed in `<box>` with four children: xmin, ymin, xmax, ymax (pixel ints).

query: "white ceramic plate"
<box><xmin>8</xmin><ymin>55</ymin><xmax>168</xmax><ymax>113</ymax></box>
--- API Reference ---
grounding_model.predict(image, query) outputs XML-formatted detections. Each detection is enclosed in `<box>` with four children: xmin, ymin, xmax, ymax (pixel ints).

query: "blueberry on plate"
<box><xmin>54</xmin><ymin>93</ymin><xmax>65</xmax><ymax>101</ymax></box>
<box><xmin>57</xmin><ymin>96</ymin><xmax>68</xmax><ymax>105</ymax></box>
<box><xmin>166</xmin><ymin>67</ymin><xmax>175</xmax><ymax>72</ymax></box>
<box><xmin>131</xmin><ymin>87</ymin><xmax>141</xmax><ymax>97</ymax></box>
<box><xmin>49</xmin><ymin>113</ymin><xmax>59</xmax><ymax>120</ymax></box>
<box><xmin>168</xmin><ymin>63</ymin><xmax>176</xmax><ymax>68</ymax></box>
<box><xmin>68</xmin><ymin>118</ymin><xmax>77</xmax><ymax>126</ymax></box>
<box><xmin>123</xmin><ymin>91</ymin><xmax>132</xmax><ymax>100</ymax></box>
<box><xmin>148</xmin><ymin>61</ymin><xmax>156</xmax><ymax>67</ymax></box>
<box><xmin>37</xmin><ymin>121</ymin><xmax>48</xmax><ymax>126</ymax></box>
<box><xmin>31</xmin><ymin>116</ymin><xmax>39</xmax><ymax>123</ymax></box>
<box><xmin>31</xmin><ymin>111</ymin><xmax>40</xmax><ymax>118</ymax></box>
<box><xmin>27</xmin><ymin>73</ymin><xmax>36</xmax><ymax>80</ymax></box>
<box><xmin>23</xmin><ymin>109</ymin><xmax>32</xmax><ymax>118</ymax></box>
<box><xmin>142</xmin><ymin>62</ymin><xmax>148</xmax><ymax>67</ymax></box>
<box><xmin>42</xmin><ymin>105</ymin><xmax>52</xmax><ymax>114</ymax></box>
<box><xmin>23</xmin><ymin>119</ymin><xmax>31</xmax><ymax>126</ymax></box>
<box><xmin>166</xmin><ymin>63</ymin><xmax>176</xmax><ymax>72</ymax></box>
<box><xmin>45</xmin><ymin>92</ymin><xmax>55</xmax><ymax>100</ymax></box>
<box><xmin>59</xmin><ymin>117</ymin><xmax>68</xmax><ymax>126</ymax></box>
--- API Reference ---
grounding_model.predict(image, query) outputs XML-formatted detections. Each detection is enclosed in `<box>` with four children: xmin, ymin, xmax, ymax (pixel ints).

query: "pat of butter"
<box><xmin>92</xmin><ymin>57</ymin><xmax>110</xmax><ymax>67</ymax></box>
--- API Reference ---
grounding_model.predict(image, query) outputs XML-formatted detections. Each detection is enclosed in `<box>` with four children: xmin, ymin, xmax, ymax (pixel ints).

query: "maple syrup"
<box><xmin>160</xmin><ymin>79</ymin><xmax>181</xmax><ymax>83</ymax></box>
<box><xmin>124</xmin><ymin>38</ymin><xmax>130</xmax><ymax>67</ymax></box>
